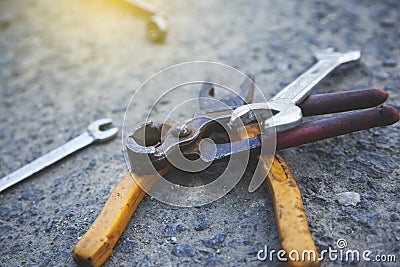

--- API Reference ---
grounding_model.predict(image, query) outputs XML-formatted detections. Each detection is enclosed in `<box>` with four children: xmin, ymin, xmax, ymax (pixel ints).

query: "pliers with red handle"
<box><xmin>72</xmin><ymin>64</ymin><xmax>399</xmax><ymax>267</ymax></box>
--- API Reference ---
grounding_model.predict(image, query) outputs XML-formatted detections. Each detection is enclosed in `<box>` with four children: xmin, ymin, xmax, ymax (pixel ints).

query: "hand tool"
<box><xmin>125</xmin><ymin>49</ymin><xmax>397</xmax><ymax>188</ymax></box>
<box><xmin>238</xmin><ymin>124</ymin><xmax>320</xmax><ymax>266</ymax></box>
<box><xmin>73</xmin><ymin>89</ymin><xmax>398</xmax><ymax>267</ymax></box>
<box><xmin>123</xmin><ymin>0</ymin><xmax>168</xmax><ymax>43</ymax></box>
<box><xmin>231</xmin><ymin>48</ymin><xmax>361</xmax><ymax>132</ymax></box>
<box><xmin>73</xmin><ymin>50</ymin><xmax>399</xmax><ymax>266</ymax></box>
<box><xmin>0</xmin><ymin>118</ymin><xmax>118</xmax><ymax>193</ymax></box>
<box><xmin>72</xmin><ymin>167</ymin><xmax>169</xmax><ymax>267</ymax></box>
<box><xmin>205</xmin><ymin>87</ymin><xmax>320</xmax><ymax>266</ymax></box>
<box><xmin>72</xmin><ymin>78</ymin><xmax>257</xmax><ymax>266</ymax></box>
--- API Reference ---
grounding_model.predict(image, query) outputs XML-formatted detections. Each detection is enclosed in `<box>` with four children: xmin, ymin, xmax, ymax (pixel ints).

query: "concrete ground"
<box><xmin>0</xmin><ymin>0</ymin><xmax>399</xmax><ymax>266</ymax></box>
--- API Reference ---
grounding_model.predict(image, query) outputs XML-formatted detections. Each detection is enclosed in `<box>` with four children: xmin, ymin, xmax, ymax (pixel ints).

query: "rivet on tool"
<box><xmin>172</xmin><ymin>124</ymin><xmax>191</xmax><ymax>138</ymax></box>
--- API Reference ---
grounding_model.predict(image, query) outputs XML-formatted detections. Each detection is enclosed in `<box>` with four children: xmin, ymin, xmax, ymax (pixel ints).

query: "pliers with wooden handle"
<box><xmin>72</xmin><ymin>77</ymin><xmax>398</xmax><ymax>266</ymax></box>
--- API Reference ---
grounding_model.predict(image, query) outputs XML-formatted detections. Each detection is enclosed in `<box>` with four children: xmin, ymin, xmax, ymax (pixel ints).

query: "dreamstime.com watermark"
<box><xmin>257</xmin><ymin>239</ymin><xmax>397</xmax><ymax>263</ymax></box>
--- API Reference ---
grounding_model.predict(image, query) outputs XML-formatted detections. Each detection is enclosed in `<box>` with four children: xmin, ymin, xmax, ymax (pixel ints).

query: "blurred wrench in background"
<box><xmin>123</xmin><ymin>0</ymin><xmax>168</xmax><ymax>43</ymax></box>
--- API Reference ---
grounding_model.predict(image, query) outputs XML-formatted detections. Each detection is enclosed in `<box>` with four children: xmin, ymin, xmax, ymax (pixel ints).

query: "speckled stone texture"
<box><xmin>0</xmin><ymin>0</ymin><xmax>399</xmax><ymax>266</ymax></box>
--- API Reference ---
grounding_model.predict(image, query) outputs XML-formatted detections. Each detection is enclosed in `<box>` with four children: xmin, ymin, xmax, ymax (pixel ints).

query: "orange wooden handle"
<box><xmin>239</xmin><ymin>123</ymin><xmax>319</xmax><ymax>266</ymax></box>
<box><xmin>72</xmin><ymin>170</ymin><xmax>166</xmax><ymax>267</ymax></box>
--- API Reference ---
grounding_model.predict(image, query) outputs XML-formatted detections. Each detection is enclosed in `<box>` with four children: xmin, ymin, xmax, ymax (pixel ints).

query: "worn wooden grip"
<box><xmin>239</xmin><ymin>123</ymin><xmax>319</xmax><ymax>266</ymax></box>
<box><xmin>264</xmin><ymin>154</ymin><xmax>319</xmax><ymax>266</ymax></box>
<box><xmin>72</xmin><ymin>171</ymin><xmax>165</xmax><ymax>267</ymax></box>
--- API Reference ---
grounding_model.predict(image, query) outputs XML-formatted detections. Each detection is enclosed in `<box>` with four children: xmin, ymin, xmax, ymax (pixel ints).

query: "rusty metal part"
<box><xmin>127</xmin><ymin>76</ymin><xmax>255</xmax><ymax>174</ymax></box>
<box><xmin>126</xmin><ymin>110</ymin><xmax>235</xmax><ymax>174</ymax></box>
<box><xmin>126</xmin><ymin>49</ymin><xmax>396</xmax><ymax>177</ymax></box>
<box><xmin>127</xmin><ymin>88</ymin><xmax>398</xmax><ymax>175</ymax></box>
<box><xmin>199</xmin><ymin>75</ymin><xmax>255</xmax><ymax>111</ymax></box>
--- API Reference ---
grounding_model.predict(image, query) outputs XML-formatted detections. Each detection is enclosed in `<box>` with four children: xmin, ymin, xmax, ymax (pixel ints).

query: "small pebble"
<box><xmin>363</xmin><ymin>190</ymin><xmax>378</xmax><ymax>201</ymax></box>
<box><xmin>175</xmin><ymin>224</ymin><xmax>186</xmax><ymax>231</ymax></box>
<box><xmin>390</xmin><ymin>213</ymin><xmax>399</xmax><ymax>221</ymax></box>
<box><xmin>119</xmin><ymin>238</ymin><xmax>137</xmax><ymax>253</ymax></box>
<box><xmin>44</xmin><ymin>138</ymin><xmax>54</xmax><ymax>145</ymax></box>
<box><xmin>171</xmin><ymin>243</ymin><xmax>195</xmax><ymax>257</ymax></box>
<box><xmin>309</xmin><ymin>153</ymin><xmax>319</xmax><ymax>161</ymax></box>
<box><xmin>112</xmin><ymin>104</ymin><xmax>126</xmax><ymax>113</ymax></box>
<box><xmin>201</xmin><ymin>231</ymin><xmax>227</xmax><ymax>248</ymax></box>
<box><xmin>355</xmin><ymin>152</ymin><xmax>398</xmax><ymax>176</ymax></box>
<box><xmin>227</xmin><ymin>239</ymin><xmax>238</xmax><ymax>248</ymax></box>
<box><xmin>194</xmin><ymin>215</ymin><xmax>209</xmax><ymax>231</ymax></box>
<box><xmin>163</xmin><ymin>224</ymin><xmax>175</xmax><ymax>237</ymax></box>
<box><xmin>380</xmin><ymin>18</ymin><xmax>396</xmax><ymax>27</ymax></box>
<box><xmin>21</xmin><ymin>189</ymin><xmax>45</xmax><ymax>201</ymax></box>
<box><xmin>383</xmin><ymin>58</ymin><xmax>398</xmax><ymax>67</ymax></box>
<box><xmin>28</xmin><ymin>131</ymin><xmax>38</xmax><ymax>140</ymax></box>
<box><xmin>164</xmin><ymin>223</ymin><xmax>186</xmax><ymax>237</ymax></box>
<box><xmin>336</xmin><ymin>192</ymin><xmax>361</xmax><ymax>206</ymax></box>
<box><xmin>28</xmin><ymin>209</ymin><xmax>38</xmax><ymax>216</ymax></box>
<box><xmin>87</xmin><ymin>159</ymin><xmax>96</xmax><ymax>169</ymax></box>
<box><xmin>205</xmin><ymin>256</ymin><xmax>220</xmax><ymax>266</ymax></box>
<box><xmin>167</xmin><ymin>236</ymin><xmax>177</xmax><ymax>244</ymax></box>
<box><xmin>45</xmin><ymin>218</ymin><xmax>53</xmax><ymax>231</ymax></box>
<box><xmin>0</xmin><ymin>129</ymin><xmax>6</xmax><ymax>139</ymax></box>
<box><xmin>330</xmin><ymin>148</ymin><xmax>344</xmax><ymax>157</ymax></box>
<box><xmin>375</xmin><ymin>71</ymin><xmax>389</xmax><ymax>80</ymax></box>
<box><xmin>0</xmin><ymin>224</ymin><xmax>12</xmax><ymax>231</ymax></box>
<box><xmin>247</xmin><ymin>246</ymin><xmax>259</xmax><ymax>255</ymax></box>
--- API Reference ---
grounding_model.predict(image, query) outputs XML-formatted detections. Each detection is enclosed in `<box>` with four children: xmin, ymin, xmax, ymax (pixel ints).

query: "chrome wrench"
<box><xmin>0</xmin><ymin>118</ymin><xmax>118</xmax><ymax>193</ymax></box>
<box><xmin>231</xmin><ymin>48</ymin><xmax>361</xmax><ymax>132</ymax></box>
<box><xmin>230</xmin><ymin>48</ymin><xmax>361</xmax><ymax>192</ymax></box>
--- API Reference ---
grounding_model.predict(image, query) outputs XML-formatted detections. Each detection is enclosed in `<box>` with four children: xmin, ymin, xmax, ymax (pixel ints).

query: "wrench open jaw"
<box><xmin>229</xmin><ymin>102</ymin><xmax>301</xmax><ymax>132</ymax></box>
<box><xmin>87</xmin><ymin>118</ymin><xmax>119</xmax><ymax>142</ymax></box>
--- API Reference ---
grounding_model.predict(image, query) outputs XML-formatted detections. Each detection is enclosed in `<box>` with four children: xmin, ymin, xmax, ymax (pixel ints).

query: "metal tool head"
<box><xmin>230</xmin><ymin>102</ymin><xmax>302</xmax><ymax>133</ymax></box>
<box><xmin>314</xmin><ymin>48</ymin><xmax>361</xmax><ymax>63</ymax></box>
<box><xmin>126</xmin><ymin>76</ymin><xmax>258</xmax><ymax>175</ymax></box>
<box><xmin>232</xmin><ymin>49</ymin><xmax>362</xmax><ymax>133</ymax></box>
<box><xmin>199</xmin><ymin>75</ymin><xmax>255</xmax><ymax>111</ymax></box>
<box><xmin>198</xmin><ymin>76</ymin><xmax>276</xmax><ymax>194</ymax></box>
<box><xmin>87</xmin><ymin>118</ymin><xmax>119</xmax><ymax>142</ymax></box>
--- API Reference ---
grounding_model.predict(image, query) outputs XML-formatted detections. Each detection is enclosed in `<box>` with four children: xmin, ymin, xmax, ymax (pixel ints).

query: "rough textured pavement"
<box><xmin>0</xmin><ymin>0</ymin><xmax>399</xmax><ymax>266</ymax></box>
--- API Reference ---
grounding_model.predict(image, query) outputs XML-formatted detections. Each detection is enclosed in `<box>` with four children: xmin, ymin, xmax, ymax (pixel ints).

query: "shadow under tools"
<box><xmin>163</xmin><ymin>151</ymin><xmax>261</xmax><ymax>188</ymax></box>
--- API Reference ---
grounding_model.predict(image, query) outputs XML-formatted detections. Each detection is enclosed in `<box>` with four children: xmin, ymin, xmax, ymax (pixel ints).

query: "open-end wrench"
<box><xmin>229</xmin><ymin>49</ymin><xmax>361</xmax><ymax>192</ymax></box>
<box><xmin>230</xmin><ymin>48</ymin><xmax>361</xmax><ymax>132</ymax></box>
<box><xmin>0</xmin><ymin>119</ymin><xmax>118</xmax><ymax>193</ymax></box>
<box><xmin>123</xmin><ymin>0</ymin><xmax>168</xmax><ymax>43</ymax></box>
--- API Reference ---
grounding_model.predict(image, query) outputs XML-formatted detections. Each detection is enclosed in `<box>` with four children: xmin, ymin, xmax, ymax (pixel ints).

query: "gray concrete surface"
<box><xmin>0</xmin><ymin>0</ymin><xmax>399</xmax><ymax>266</ymax></box>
